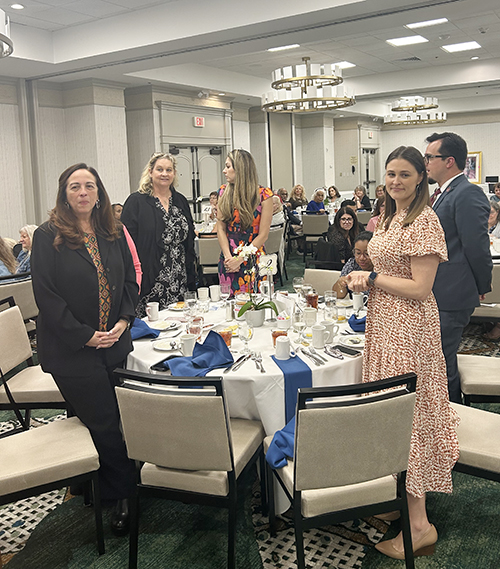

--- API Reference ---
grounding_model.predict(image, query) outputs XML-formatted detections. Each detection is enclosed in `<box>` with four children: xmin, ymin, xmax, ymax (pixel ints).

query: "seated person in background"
<box><xmin>277</xmin><ymin>187</ymin><xmax>291</xmax><ymax>209</ymax></box>
<box><xmin>333</xmin><ymin>231</ymin><xmax>373</xmax><ymax>298</ymax></box>
<box><xmin>327</xmin><ymin>206</ymin><xmax>360</xmax><ymax>264</ymax></box>
<box><xmin>353</xmin><ymin>185</ymin><xmax>372</xmax><ymax>211</ymax></box>
<box><xmin>271</xmin><ymin>194</ymin><xmax>286</xmax><ymax>226</ymax></box>
<box><xmin>340</xmin><ymin>198</ymin><xmax>356</xmax><ymax>209</ymax></box>
<box><xmin>208</xmin><ymin>191</ymin><xmax>219</xmax><ymax>220</ymax></box>
<box><xmin>112</xmin><ymin>203</ymin><xmax>123</xmax><ymax>219</ymax></box>
<box><xmin>366</xmin><ymin>194</ymin><xmax>385</xmax><ymax>233</ymax></box>
<box><xmin>488</xmin><ymin>201</ymin><xmax>500</xmax><ymax>238</ymax></box>
<box><xmin>16</xmin><ymin>224</ymin><xmax>37</xmax><ymax>274</ymax></box>
<box><xmin>0</xmin><ymin>235</ymin><xmax>18</xmax><ymax>277</ymax></box>
<box><xmin>490</xmin><ymin>182</ymin><xmax>500</xmax><ymax>204</ymax></box>
<box><xmin>375</xmin><ymin>184</ymin><xmax>385</xmax><ymax>200</ymax></box>
<box><xmin>289</xmin><ymin>184</ymin><xmax>308</xmax><ymax>210</ymax></box>
<box><xmin>324</xmin><ymin>185</ymin><xmax>341</xmax><ymax>205</ymax></box>
<box><xmin>306</xmin><ymin>188</ymin><xmax>326</xmax><ymax>214</ymax></box>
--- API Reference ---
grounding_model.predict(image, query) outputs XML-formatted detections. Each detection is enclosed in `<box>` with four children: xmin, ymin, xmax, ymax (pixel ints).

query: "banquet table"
<box><xmin>127</xmin><ymin>302</ymin><xmax>364</xmax><ymax>438</ymax></box>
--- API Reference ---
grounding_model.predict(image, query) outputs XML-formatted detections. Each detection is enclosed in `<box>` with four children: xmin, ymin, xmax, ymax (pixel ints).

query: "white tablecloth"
<box><xmin>127</xmin><ymin>303</ymin><xmax>363</xmax><ymax>437</ymax></box>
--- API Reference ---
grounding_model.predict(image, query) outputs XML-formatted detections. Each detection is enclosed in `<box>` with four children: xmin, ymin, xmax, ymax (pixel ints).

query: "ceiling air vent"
<box><xmin>395</xmin><ymin>57</ymin><xmax>422</xmax><ymax>62</ymax></box>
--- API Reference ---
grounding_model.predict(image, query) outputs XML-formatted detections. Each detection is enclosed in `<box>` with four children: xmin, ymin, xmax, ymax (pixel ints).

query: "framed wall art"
<box><xmin>464</xmin><ymin>151</ymin><xmax>482</xmax><ymax>184</ymax></box>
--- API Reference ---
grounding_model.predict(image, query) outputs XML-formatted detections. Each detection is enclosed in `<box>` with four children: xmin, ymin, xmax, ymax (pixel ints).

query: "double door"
<box><xmin>170</xmin><ymin>146</ymin><xmax>225</xmax><ymax>217</ymax></box>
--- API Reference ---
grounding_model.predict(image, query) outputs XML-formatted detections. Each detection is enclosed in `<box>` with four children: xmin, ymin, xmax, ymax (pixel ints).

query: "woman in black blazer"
<box><xmin>31</xmin><ymin>163</ymin><xmax>138</xmax><ymax>536</ymax></box>
<box><xmin>121</xmin><ymin>152</ymin><xmax>196</xmax><ymax>317</ymax></box>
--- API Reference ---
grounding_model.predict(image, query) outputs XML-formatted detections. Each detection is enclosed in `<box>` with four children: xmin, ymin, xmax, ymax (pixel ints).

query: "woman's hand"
<box><xmin>224</xmin><ymin>256</ymin><xmax>243</xmax><ymax>273</ymax></box>
<box><xmin>347</xmin><ymin>270</ymin><xmax>371</xmax><ymax>292</ymax></box>
<box><xmin>85</xmin><ymin>319</ymin><xmax>129</xmax><ymax>349</ymax></box>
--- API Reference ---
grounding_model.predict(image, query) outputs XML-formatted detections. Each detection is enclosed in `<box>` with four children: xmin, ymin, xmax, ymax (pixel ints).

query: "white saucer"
<box><xmin>167</xmin><ymin>302</ymin><xmax>186</xmax><ymax>311</ymax></box>
<box><xmin>152</xmin><ymin>339</ymin><xmax>179</xmax><ymax>352</ymax></box>
<box><xmin>339</xmin><ymin>335</ymin><xmax>365</xmax><ymax>348</ymax></box>
<box><xmin>149</xmin><ymin>320</ymin><xmax>181</xmax><ymax>331</ymax></box>
<box><xmin>337</xmin><ymin>299</ymin><xmax>353</xmax><ymax>308</ymax></box>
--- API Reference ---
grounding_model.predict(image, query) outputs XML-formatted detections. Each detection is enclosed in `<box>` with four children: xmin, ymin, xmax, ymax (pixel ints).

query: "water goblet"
<box><xmin>184</xmin><ymin>291</ymin><xmax>197</xmax><ymax>318</ymax></box>
<box><xmin>293</xmin><ymin>276</ymin><xmax>304</xmax><ymax>297</ymax></box>
<box><xmin>324</xmin><ymin>290</ymin><xmax>337</xmax><ymax>320</ymax></box>
<box><xmin>238</xmin><ymin>322</ymin><xmax>254</xmax><ymax>355</ymax></box>
<box><xmin>292</xmin><ymin>311</ymin><xmax>305</xmax><ymax>339</ymax></box>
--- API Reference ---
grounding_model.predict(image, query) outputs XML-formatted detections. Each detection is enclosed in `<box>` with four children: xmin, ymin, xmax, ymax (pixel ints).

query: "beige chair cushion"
<box><xmin>264</xmin><ymin>435</ymin><xmax>396</xmax><ymax>518</ymax></box>
<box><xmin>471</xmin><ymin>305</ymin><xmax>500</xmax><ymax>319</ymax></box>
<box><xmin>0</xmin><ymin>306</ymin><xmax>33</xmax><ymax>374</ymax></box>
<box><xmin>451</xmin><ymin>402</ymin><xmax>500</xmax><ymax>474</ymax></box>
<box><xmin>0</xmin><ymin>366</ymin><xmax>64</xmax><ymax>404</ymax></box>
<box><xmin>303</xmin><ymin>269</ymin><xmax>341</xmax><ymax>294</ymax></box>
<box><xmin>458</xmin><ymin>354</ymin><xmax>500</xmax><ymax>396</ymax></box>
<box><xmin>141</xmin><ymin>418</ymin><xmax>264</xmax><ymax>496</ymax></box>
<box><xmin>0</xmin><ymin>417</ymin><xmax>99</xmax><ymax>496</ymax></box>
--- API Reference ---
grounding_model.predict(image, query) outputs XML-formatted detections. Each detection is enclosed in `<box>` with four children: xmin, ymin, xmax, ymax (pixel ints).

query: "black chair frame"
<box><xmin>113</xmin><ymin>368</ymin><xmax>267</xmax><ymax>569</ymax></box>
<box><xmin>267</xmin><ymin>373</ymin><xmax>418</xmax><ymax>569</ymax></box>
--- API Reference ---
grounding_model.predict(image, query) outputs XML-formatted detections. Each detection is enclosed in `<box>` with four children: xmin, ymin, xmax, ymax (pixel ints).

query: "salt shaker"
<box><xmin>226</xmin><ymin>300</ymin><xmax>235</xmax><ymax>321</ymax></box>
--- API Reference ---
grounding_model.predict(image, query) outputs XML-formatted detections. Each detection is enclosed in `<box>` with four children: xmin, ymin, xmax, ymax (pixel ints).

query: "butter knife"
<box><xmin>231</xmin><ymin>353</ymin><xmax>252</xmax><ymax>372</ymax></box>
<box><xmin>223</xmin><ymin>354</ymin><xmax>245</xmax><ymax>374</ymax></box>
<box><xmin>299</xmin><ymin>347</ymin><xmax>322</xmax><ymax>366</ymax></box>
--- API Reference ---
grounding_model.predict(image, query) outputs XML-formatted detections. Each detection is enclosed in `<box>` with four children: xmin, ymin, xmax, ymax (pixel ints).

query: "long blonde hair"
<box><xmin>0</xmin><ymin>236</ymin><xmax>17</xmax><ymax>274</ymax></box>
<box><xmin>218</xmin><ymin>149</ymin><xmax>260</xmax><ymax>230</ymax></box>
<box><xmin>138</xmin><ymin>152</ymin><xmax>178</xmax><ymax>195</ymax></box>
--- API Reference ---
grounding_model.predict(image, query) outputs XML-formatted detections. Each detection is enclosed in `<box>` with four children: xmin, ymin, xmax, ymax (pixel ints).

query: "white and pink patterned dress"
<box><xmin>363</xmin><ymin>206</ymin><xmax>459</xmax><ymax>498</ymax></box>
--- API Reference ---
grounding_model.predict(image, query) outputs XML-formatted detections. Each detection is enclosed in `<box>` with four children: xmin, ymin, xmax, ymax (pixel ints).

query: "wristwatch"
<box><xmin>368</xmin><ymin>271</ymin><xmax>378</xmax><ymax>287</ymax></box>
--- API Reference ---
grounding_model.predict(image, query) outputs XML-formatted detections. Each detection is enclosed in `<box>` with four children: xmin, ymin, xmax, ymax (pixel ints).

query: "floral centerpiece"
<box><xmin>234</xmin><ymin>244</ymin><xmax>277</xmax><ymax>324</ymax></box>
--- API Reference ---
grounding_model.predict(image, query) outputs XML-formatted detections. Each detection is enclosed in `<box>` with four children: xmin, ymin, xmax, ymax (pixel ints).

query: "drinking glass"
<box><xmin>292</xmin><ymin>276</ymin><xmax>304</xmax><ymax>297</ymax></box>
<box><xmin>184</xmin><ymin>291</ymin><xmax>197</xmax><ymax>318</ymax></box>
<box><xmin>300</xmin><ymin>283</ymin><xmax>313</xmax><ymax>305</ymax></box>
<box><xmin>324</xmin><ymin>290</ymin><xmax>337</xmax><ymax>320</ymax></box>
<box><xmin>292</xmin><ymin>311</ymin><xmax>305</xmax><ymax>338</ymax></box>
<box><xmin>220</xmin><ymin>283</ymin><xmax>231</xmax><ymax>305</ymax></box>
<box><xmin>188</xmin><ymin>316</ymin><xmax>204</xmax><ymax>340</ymax></box>
<box><xmin>238</xmin><ymin>322</ymin><xmax>254</xmax><ymax>354</ymax></box>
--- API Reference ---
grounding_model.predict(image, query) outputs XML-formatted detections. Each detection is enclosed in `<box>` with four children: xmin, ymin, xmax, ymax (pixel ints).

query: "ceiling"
<box><xmin>1</xmin><ymin>0</ymin><xmax>500</xmax><ymax>118</ymax></box>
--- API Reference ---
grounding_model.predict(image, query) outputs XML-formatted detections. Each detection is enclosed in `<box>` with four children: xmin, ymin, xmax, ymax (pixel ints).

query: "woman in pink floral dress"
<box><xmin>348</xmin><ymin>146</ymin><xmax>459</xmax><ymax>560</ymax></box>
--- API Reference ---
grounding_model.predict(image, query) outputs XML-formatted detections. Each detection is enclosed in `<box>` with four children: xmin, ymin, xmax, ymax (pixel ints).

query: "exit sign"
<box><xmin>193</xmin><ymin>116</ymin><xmax>205</xmax><ymax>127</ymax></box>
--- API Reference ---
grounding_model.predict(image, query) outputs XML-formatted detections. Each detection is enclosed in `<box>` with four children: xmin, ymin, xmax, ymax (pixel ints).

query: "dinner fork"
<box><xmin>255</xmin><ymin>352</ymin><xmax>266</xmax><ymax>373</ymax></box>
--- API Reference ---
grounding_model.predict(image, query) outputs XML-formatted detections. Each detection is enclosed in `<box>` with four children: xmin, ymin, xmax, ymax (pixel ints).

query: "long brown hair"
<box><xmin>0</xmin><ymin>236</ymin><xmax>17</xmax><ymax>273</ymax></box>
<box><xmin>49</xmin><ymin>163</ymin><xmax>120</xmax><ymax>250</ymax></box>
<box><xmin>218</xmin><ymin>149</ymin><xmax>260</xmax><ymax>230</ymax></box>
<box><xmin>383</xmin><ymin>146</ymin><xmax>430</xmax><ymax>229</ymax></box>
<box><xmin>333</xmin><ymin>206</ymin><xmax>359</xmax><ymax>240</ymax></box>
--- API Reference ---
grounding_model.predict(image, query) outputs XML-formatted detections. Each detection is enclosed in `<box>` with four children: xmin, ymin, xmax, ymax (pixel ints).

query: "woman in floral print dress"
<box><xmin>348</xmin><ymin>146</ymin><xmax>459</xmax><ymax>561</ymax></box>
<box><xmin>216</xmin><ymin>149</ymin><xmax>273</xmax><ymax>296</ymax></box>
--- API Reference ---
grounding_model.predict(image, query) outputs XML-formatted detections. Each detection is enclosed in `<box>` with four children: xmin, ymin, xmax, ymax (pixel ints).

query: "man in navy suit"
<box><xmin>425</xmin><ymin>132</ymin><xmax>492</xmax><ymax>403</ymax></box>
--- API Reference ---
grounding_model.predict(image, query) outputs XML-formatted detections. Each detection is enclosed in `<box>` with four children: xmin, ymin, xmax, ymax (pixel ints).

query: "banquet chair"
<box><xmin>0</xmin><ymin>416</ymin><xmax>104</xmax><ymax>555</ymax></box>
<box><xmin>356</xmin><ymin>210</ymin><xmax>372</xmax><ymax>226</ymax></box>
<box><xmin>470</xmin><ymin>263</ymin><xmax>500</xmax><ymax>324</ymax></box>
<box><xmin>303</xmin><ymin>268</ymin><xmax>341</xmax><ymax>295</ymax></box>
<box><xmin>198</xmin><ymin>236</ymin><xmax>221</xmax><ymax>286</ymax></box>
<box><xmin>0</xmin><ymin>274</ymin><xmax>38</xmax><ymax>334</ymax></box>
<box><xmin>266</xmin><ymin>223</ymin><xmax>287</xmax><ymax>285</ymax></box>
<box><xmin>113</xmin><ymin>369</ymin><xmax>266</xmax><ymax>569</ymax></box>
<box><xmin>265</xmin><ymin>373</ymin><xmax>418</xmax><ymax>569</ymax></box>
<box><xmin>0</xmin><ymin>297</ymin><xmax>66</xmax><ymax>437</ymax></box>
<box><xmin>301</xmin><ymin>214</ymin><xmax>329</xmax><ymax>263</ymax></box>
<box><xmin>458</xmin><ymin>354</ymin><xmax>500</xmax><ymax>405</ymax></box>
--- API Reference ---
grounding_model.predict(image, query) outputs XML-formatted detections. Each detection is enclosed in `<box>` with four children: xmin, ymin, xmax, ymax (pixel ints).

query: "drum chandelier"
<box><xmin>384</xmin><ymin>96</ymin><xmax>446</xmax><ymax>125</ymax></box>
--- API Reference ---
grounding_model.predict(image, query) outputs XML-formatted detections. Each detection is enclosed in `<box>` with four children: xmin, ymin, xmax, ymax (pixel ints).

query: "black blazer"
<box><xmin>433</xmin><ymin>174</ymin><xmax>492</xmax><ymax>311</ymax></box>
<box><xmin>121</xmin><ymin>189</ymin><xmax>196</xmax><ymax>298</ymax></box>
<box><xmin>31</xmin><ymin>222</ymin><xmax>138</xmax><ymax>376</ymax></box>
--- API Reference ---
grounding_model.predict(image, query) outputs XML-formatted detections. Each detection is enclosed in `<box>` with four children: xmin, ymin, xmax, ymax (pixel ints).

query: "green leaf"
<box><xmin>237</xmin><ymin>301</ymin><xmax>254</xmax><ymax>317</ymax></box>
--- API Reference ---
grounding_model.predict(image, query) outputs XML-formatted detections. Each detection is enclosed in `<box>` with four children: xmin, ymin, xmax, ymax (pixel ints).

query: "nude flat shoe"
<box><xmin>375</xmin><ymin>523</ymin><xmax>438</xmax><ymax>559</ymax></box>
<box><xmin>374</xmin><ymin>510</ymin><xmax>401</xmax><ymax>521</ymax></box>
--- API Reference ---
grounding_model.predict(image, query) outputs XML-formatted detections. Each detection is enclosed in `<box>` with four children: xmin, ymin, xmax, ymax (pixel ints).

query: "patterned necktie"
<box><xmin>430</xmin><ymin>187</ymin><xmax>441</xmax><ymax>206</ymax></box>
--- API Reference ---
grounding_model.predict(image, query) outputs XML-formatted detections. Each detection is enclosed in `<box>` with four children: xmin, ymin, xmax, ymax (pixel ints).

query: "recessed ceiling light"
<box><xmin>405</xmin><ymin>18</ymin><xmax>448</xmax><ymax>29</ymax></box>
<box><xmin>332</xmin><ymin>61</ymin><xmax>356</xmax><ymax>69</ymax></box>
<box><xmin>470</xmin><ymin>56</ymin><xmax>479</xmax><ymax>60</ymax></box>
<box><xmin>218</xmin><ymin>93</ymin><xmax>225</xmax><ymax>96</ymax></box>
<box><xmin>441</xmin><ymin>41</ymin><xmax>481</xmax><ymax>53</ymax></box>
<box><xmin>10</xmin><ymin>3</ymin><xmax>25</xmax><ymax>9</ymax></box>
<box><xmin>386</xmin><ymin>35</ymin><xmax>429</xmax><ymax>47</ymax></box>
<box><xmin>267</xmin><ymin>44</ymin><xmax>300</xmax><ymax>52</ymax></box>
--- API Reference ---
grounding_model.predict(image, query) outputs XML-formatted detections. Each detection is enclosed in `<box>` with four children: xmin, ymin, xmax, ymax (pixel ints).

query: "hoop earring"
<box><xmin>95</xmin><ymin>199</ymin><xmax>100</xmax><ymax>209</ymax></box>
<box><xmin>65</xmin><ymin>201</ymin><xmax>70</xmax><ymax>208</ymax></box>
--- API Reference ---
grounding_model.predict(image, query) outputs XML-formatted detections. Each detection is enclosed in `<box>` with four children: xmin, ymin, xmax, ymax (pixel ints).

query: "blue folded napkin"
<box><xmin>348</xmin><ymin>314</ymin><xmax>366</xmax><ymax>333</ymax></box>
<box><xmin>165</xmin><ymin>330</ymin><xmax>234</xmax><ymax>377</ymax></box>
<box><xmin>271</xmin><ymin>355</ymin><xmax>312</xmax><ymax>423</ymax></box>
<box><xmin>130</xmin><ymin>318</ymin><xmax>160</xmax><ymax>340</ymax></box>
<box><xmin>266</xmin><ymin>417</ymin><xmax>295</xmax><ymax>469</ymax></box>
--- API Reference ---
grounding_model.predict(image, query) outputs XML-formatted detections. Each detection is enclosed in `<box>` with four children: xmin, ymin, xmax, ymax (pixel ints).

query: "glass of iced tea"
<box><xmin>188</xmin><ymin>316</ymin><xmax>204</xmax><ymax>339</ymax></box>
<box><xmin>218</xmin><ymin>329</ymin><xmax>232</xmax><ymax>347</ymax></box>
<box><xmin>272</xmin><ymin>329</ymin><xmax>288</xmax><ymax>347</ymax></box>
<box><xmin>306</xmin><ymin>289</ymin><xmax>319</xmax><ymax>309</ymax></box>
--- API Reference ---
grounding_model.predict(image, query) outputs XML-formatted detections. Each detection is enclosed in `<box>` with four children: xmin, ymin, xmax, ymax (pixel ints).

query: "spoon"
<box><xmin>170</xmin><ymin>340</ymin><xmax>177</xmax><ymax>350</ymax></box>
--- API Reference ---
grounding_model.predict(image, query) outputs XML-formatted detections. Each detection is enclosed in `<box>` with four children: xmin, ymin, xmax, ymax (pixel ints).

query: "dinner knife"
<box><xmin>231</xmin><ymin>353</ymin><xmax>252</xmax><ymax>372</ymax></box>
<box><xmin>223</xmin><ymin>354</ymin><xmax>245</xmax><ymax>374</ymax></box>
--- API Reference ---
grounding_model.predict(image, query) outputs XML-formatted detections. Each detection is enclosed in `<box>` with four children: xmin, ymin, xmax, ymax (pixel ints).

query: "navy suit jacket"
<box><xmin>433</xmin><ymin>174</ymin><xmax>492</xmax><ymax>311</ymax></box>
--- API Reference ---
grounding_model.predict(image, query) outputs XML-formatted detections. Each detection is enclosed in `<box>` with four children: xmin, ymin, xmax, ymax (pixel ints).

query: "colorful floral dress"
<box><xmin>363</xmin><ymin>206</ymin><xmax>459</xmax><ymax>498</ymax></box>
<box><xmin>218</xmin><ymin>185</ymin><xmax>273</xmax><ymax>296</ymax></box>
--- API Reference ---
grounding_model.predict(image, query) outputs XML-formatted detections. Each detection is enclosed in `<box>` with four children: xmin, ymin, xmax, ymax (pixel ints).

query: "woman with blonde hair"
<box><xmin>0</xmin><ymin>236</ymin><xmax>17</xmax><ymax>277</ymax></box>
<box><xmin>216</xmin><ymin>149</ymin><xmax>273</xmax><ymax>295</ymax></box>
<box><xmin>121</xmin><ymin>152</ymin><xmax>195</xmax><ymax>316</ymax></box>
<box><xmin>289</xmin><ymin>184</ymin><xmax>308</xmax><ymax>210</ymax></box>
<box><xmin>16</xmin><ymin>224</ymin><xmax>38</xmax><ymax>273</ymax></box>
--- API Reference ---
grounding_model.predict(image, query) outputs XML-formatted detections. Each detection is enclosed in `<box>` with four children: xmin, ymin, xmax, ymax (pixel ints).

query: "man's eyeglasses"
<box><xmin>423</xmin><ymin>154</ymin><xmax>451</xmax><ymax>163</ymax></box>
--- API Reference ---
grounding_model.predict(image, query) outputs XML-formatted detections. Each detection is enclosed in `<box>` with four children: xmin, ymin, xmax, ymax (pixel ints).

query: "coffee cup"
<box><xmin>277</xmin><ymin>317</ymin><xmax>291</xmax><ymax>330</ymax></box>
<box><xmin>197</xmin><ymin>287</ymin><xmax>209</xmax><ymax>300</ymax></box>
<box><xmin>320</xmin><ymin>320</ymin><xmax>339</xmax><ymax>343</ymax></box>
<box><xmin>312</xmin><ymin>324</ymin><xmax>329</xmax><ymax>349</ymax></box>
<box><xmin>352</xmin><ymin>292</ymin><xmax>367</xmax><ymax>312</ymax></box>
<box><xmin>303</xmin><ymin>307</ymin><xmax>317</xmax><ymax>327</ymax></box>
<box><xmin>209</xmin><ymin>284</ymin><xmax>221</xmax><ymax>302</ymax></box>
<box><xmin>275</xmin><ymin>335</ymin><xmax>295</xmax><ymax>360</ymax></box>
<box><xmin>146</xmin><ymin>301</ymin><xmax>159</xmax><ymax>321</ymax></box>
<box><xmin>179</xmin><ymin>333</ymin><xmax>197</xmax><ymax>356</ymax></box>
